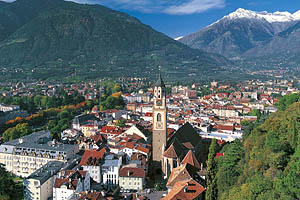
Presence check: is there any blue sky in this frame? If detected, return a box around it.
[3,0,300,37]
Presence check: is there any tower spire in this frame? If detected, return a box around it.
[155,66,164,86]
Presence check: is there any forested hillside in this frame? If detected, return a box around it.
[0,0,230,81]
[209,93,300,199]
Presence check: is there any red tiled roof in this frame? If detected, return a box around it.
[181,150,201,169]
[90,134,106,143]
[103,109,119,113]
[54,170,87,189]
[125,141,135,149]
[100,126,123,135]
[162,179,205,200]
[78,191,105,200]
[119,167,146,178]
[80,148,106,166]
[163,140,185,159]
[135,146,150,154]
[166,163,199,187]
[216,124,234,131]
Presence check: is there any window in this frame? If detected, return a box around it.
[157,113,162,122]
[173,159,177,168]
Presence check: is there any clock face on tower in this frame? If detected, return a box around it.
[156,100,162,106]
[156,122,162,129]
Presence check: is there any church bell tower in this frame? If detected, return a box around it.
[152,68,167,162]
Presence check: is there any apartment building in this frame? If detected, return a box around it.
[24,161,64,200]
[53,170,90,200]
[0,131,78,177]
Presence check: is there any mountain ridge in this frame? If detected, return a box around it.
[180,8,300,67]
[0,0,230,81]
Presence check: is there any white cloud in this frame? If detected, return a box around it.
[69,0,225,15]
[164,0,225,15]
[0,0,225,15]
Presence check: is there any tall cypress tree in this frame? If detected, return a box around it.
[291,118,299,149]
[206,139,218,200]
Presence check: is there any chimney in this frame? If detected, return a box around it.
[19,138,23,144]
[127,170,130,176]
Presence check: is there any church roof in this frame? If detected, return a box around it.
[166,163,200,187]
[163,137,188,160]
[154,72,165,87]
[181,150,201,169]
[167,122,201,148]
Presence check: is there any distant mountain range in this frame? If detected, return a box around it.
[0,0,230,81]
[180,8,300,67]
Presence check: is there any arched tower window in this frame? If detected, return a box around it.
[157,113,162,122]
[158,87,161,98]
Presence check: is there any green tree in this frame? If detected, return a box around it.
[47,120,57,129]
[58,119,70,129]
[112,83,121,93]
[3,127,20,141]
[62,93,72,105]
[276,132,300,199]
[33,95,42,108]
[265,131,282,153]
[41,96,48,107]
[116,119,126,128]
[58,110,71,120]
[0,164,23,199]
[154,183,162,191]
[50,126,61,140]
[26,98,37,114]
[206,139,218,200]
[249,109,262,121]
[216,140,243,197]
[15,123,31,137]
[275,93,300,111]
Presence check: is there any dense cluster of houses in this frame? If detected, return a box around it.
[0,78,298,199]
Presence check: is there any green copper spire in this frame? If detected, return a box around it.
[155,66,165,86]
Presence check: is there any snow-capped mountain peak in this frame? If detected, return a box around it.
[225,8,300,23]
[174,36,183,41]
[293,10,300,19]
[227,8,258,19]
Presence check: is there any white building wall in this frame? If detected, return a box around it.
[53,187,74,200]
[103,166,119,185]
[83,166,101,183]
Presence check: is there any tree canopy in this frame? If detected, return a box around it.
[214,94,300,199]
